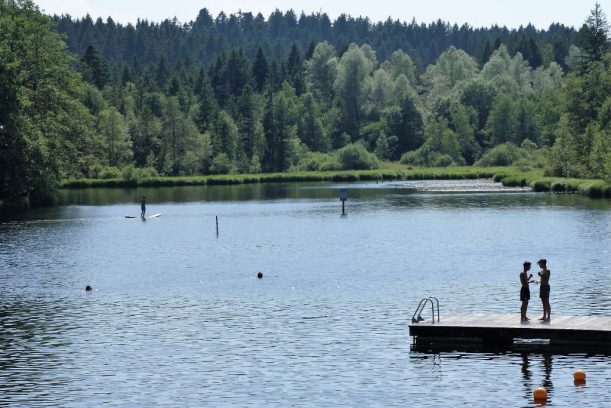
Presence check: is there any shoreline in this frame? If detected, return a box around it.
[60,166,610,199]
[2,166,609,214]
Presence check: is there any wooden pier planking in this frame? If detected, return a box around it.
[409,314,611,353]
[413,314,611,331]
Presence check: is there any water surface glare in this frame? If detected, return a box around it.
[1,180,610,406]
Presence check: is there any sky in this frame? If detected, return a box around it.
[35,0,609,29]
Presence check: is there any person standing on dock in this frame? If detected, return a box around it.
[520,261,534,321]
[537,259,551,321]
[140,196,146,218]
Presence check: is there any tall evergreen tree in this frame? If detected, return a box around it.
[168,77,181,96]
[528,37,543,67]
[235,84,257,162]
[263,88,296,171]
[578,2,610,65]
[121,65,132,85]
[224,48,250,98]
[478,41,492,65]
[155,55,169,89]
[394,94,425,154]
[209,52,229,106]
[81,45,109,88]
[252,47,269,92]
[194,71,216,133]
[286,43,305,95]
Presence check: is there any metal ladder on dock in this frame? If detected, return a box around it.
[411,297,440,324]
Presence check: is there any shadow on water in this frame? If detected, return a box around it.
[520,352,554,404]
[410,335,611,356]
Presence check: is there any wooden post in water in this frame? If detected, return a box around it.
[216,216,219,236]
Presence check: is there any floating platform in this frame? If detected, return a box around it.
[409,314,611,354]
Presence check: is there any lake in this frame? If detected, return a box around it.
[1,179,610,406]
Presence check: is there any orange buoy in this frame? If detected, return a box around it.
[533,387,547,402]
[573,369,586,383]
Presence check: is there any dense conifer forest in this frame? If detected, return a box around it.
[1,0,609,209]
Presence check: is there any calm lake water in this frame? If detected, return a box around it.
[1,179,610,407]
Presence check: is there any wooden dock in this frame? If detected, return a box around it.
[409,314,611,353]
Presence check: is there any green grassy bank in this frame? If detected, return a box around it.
[60,166,610,199]
[492,170,611,199]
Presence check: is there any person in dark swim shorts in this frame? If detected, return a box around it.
[537,258,551,321]
[520,261,534,321]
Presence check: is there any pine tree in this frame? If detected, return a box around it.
[168,77,181,96]
[224,48,250,99]
[305,41,317,60]
[396,94,425,154]
[81,45,109,88]
[528,37,543,67]
[478,41,492,65]
[121,65,132,85]
[235,84,257,162]
[209,52,229,106]
[252,47,269,93]
[263,88,296,171]
[286,43,305,95]
[194,72,216,133]
[578,2,610,65]
[155,56,169,89]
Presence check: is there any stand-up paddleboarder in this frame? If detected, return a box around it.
[140,196,146,218]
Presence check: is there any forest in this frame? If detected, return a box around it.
[0,0,609,209]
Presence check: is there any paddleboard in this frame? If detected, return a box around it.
[148,213,161,218]
[125,215,136,218]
